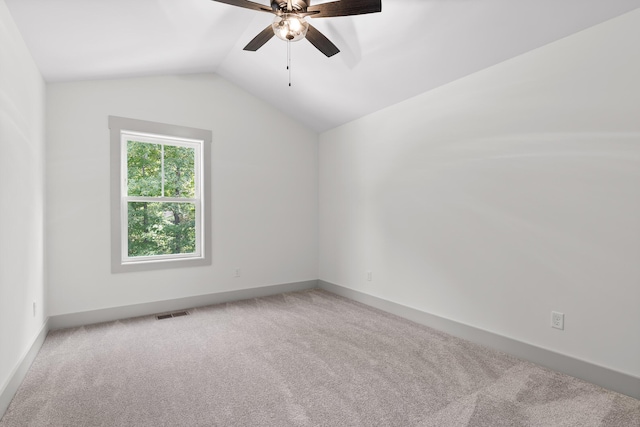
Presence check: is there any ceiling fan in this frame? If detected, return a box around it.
[211,0,382,57]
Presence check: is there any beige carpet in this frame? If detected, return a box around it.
[1,289,638,426]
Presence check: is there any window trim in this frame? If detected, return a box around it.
[109,116,212,273]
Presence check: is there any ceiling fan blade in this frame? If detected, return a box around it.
[307,0,381,18]
[243,25,276,51]
[305,24,340,57]
[210,0,274,13]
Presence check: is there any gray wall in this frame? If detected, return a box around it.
[319,10,640,377]
[46,74,318,316]
[0,0,46,399]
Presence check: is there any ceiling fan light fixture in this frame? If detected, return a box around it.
[272,14,309,42]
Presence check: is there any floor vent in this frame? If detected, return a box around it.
[156,311,189,320]
[172,311,189,317]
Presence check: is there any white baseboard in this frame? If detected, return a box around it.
[318,280,640,400]
[49,280,318,330]
[0,319,49,421]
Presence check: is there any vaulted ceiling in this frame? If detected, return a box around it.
[5,0,639,131]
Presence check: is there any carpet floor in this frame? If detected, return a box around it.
[1,289,638,426]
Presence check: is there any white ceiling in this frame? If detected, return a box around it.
[5,0,639,132]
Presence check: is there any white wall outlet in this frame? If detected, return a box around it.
[234,268,241,278]
[33,301,36,317]
[367,271,372,282]
[551,311,564,330]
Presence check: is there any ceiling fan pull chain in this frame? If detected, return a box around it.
[288,40,292,87]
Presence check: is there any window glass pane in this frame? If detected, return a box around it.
[128,202,196,257]
[127,141,162,197]
[164,145,195,198]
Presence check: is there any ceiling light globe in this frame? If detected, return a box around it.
[272,14,309,42]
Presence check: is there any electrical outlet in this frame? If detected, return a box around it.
[367,271,372,282]
[551,311,564,330]
[234,268,241,278]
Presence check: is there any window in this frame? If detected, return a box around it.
[109,116,211,273]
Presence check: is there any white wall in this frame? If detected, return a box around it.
[47,74,318,316]
[0,0,46,395]
[319,10,640,377]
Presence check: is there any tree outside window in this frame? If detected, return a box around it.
[126,140,197,257]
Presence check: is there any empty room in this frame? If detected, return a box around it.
[1,0,639,425]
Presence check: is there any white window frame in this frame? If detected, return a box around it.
[109,116,212,273]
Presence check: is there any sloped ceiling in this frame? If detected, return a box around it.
[5,0,639,132]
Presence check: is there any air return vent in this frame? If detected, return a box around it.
[156,311,189,320]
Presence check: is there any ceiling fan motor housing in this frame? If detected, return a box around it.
[271,0,309,12]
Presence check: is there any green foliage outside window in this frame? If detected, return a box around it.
[126,140,196,257]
